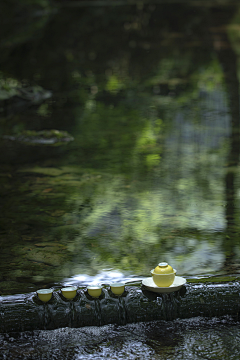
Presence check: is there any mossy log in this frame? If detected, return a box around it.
[1,282,240,333]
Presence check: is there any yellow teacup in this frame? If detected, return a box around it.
[61,286,77,299]
[110,283,125,295]
[151,262,176,287]
[37,289,53,302]
[87,285,102,298]
[152,271,176,287]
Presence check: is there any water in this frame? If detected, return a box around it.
[1,316,240,359]
[0,1,239,292]
[118,296,127,325]
[1,0,240,357]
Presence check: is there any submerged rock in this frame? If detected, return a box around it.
[0,85,52,116]
[3,130,74,146]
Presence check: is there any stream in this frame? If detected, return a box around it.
[1,317,240,359]
[1,0,240,358]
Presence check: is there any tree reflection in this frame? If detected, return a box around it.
[210,7,240,270]
[1,2,240,291]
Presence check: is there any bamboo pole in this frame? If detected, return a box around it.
[0,282,240,333]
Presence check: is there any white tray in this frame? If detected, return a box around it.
[142,276,186,293]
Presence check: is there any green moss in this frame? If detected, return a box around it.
[187,275,240,284]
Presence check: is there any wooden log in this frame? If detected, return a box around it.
[0,282,240,333]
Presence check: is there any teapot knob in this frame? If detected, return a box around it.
[158,262,168,267]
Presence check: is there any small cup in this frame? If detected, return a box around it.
[37,289,53,303]
[110,282,125,296]
[61,286,77,299]
[87,285,102,298]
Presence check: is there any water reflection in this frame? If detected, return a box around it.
[1,1,240,294]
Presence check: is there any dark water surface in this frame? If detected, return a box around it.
[1,0,240,294]
[1,316,240,359]
[1,0,240,358]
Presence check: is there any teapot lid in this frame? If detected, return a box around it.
[154,262,174,274]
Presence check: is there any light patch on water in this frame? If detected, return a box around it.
[167,240,225,275]
[76,341,154,360]
[64,270,144,287]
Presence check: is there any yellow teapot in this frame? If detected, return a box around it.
[151,262,176,287]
